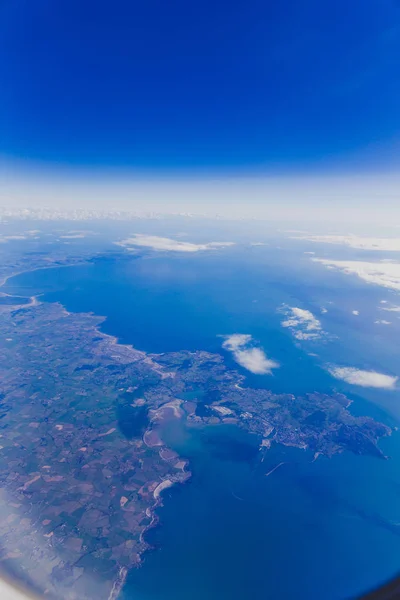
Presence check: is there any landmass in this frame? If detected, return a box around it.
[0,237,392,599]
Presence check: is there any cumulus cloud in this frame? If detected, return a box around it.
[221,334,279,375]
[291,234,400,252]
[313,258,400,293]
[116,234,235,252]
[281,306,323,340]
[327,366,398,389]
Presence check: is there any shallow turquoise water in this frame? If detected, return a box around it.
[5,248,400,599]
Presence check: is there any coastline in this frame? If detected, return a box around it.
[0,256,397,600]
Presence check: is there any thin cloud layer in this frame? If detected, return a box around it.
[116,234,235,252]
[328,366,398,389]
[60,234,86,239]
[292,234,400,252]
[281,306,323,340]
[0,231,40,242]
[221,334,279,375]
[313,259,400,293]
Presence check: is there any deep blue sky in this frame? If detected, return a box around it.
[0,0,399,172]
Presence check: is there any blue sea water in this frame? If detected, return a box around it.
[5,244,400,600]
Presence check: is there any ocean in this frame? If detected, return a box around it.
[5,245,400,600]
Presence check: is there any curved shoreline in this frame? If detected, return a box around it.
[0,256,395,600]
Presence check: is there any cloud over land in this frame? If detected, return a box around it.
[221,334,279,375]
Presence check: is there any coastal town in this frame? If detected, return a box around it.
[0,235,392,599]
[0,289,391,598]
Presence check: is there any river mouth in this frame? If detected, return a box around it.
[3,254,400,600]
[122,413,400,600]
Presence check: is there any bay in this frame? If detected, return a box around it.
[5,248,400,600]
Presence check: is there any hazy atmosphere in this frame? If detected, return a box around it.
[1,0,400,224]
[1,2,400,600]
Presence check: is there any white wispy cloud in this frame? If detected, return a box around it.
[0,230,42,243]
[313,259,400,293]
[281,306,324,340]
[327,366,398,389]
[381,306,400,312]
[292,234,400,252]
[60,234,87,239]
[221,334,279,375]
[375,320,391,325]
[352,310,359,315]
[116,234,235,253]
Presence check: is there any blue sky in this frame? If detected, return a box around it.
[1,0,399,172]
[0,0,399,220]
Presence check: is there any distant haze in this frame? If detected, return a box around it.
[1,163,400,230]
[1,0,399,230]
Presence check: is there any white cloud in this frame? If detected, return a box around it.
[281,306,323,340]
[60,234,86,239]
[0,230,42,243]
[221,334,279,375]
[313,258,400,293]
[222,334,252,350]
[321,307,328,314]
[292,234,400,252]
[381,306,400,312]
[352,310,359,315]
[375,320,391,325]
[116,234,235,253]
[328,366,398,389]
